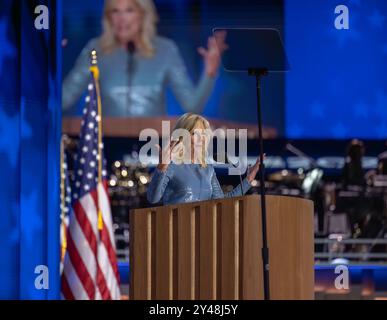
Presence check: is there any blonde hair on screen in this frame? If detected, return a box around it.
[100,0,158,57]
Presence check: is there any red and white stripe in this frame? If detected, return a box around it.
[61,182,121,300]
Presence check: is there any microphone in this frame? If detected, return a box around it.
[213,153,238,167]
[127,41,135,55]
[127,41,136,114]
[213,153,244,194]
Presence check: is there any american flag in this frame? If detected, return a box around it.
[61,59,121,300]
[60,141,71,274]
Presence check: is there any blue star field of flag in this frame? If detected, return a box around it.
[61,147,73,226]
[71,73,107,202]
[285,0,387,139]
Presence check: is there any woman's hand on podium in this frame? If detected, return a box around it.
[156,140,178,172]
[246,154,266,183]
[198,30,228,78]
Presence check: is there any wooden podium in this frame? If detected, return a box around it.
[129,195,314,300]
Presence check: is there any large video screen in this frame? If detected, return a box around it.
[62,0,285,137]
[63,0,387,140]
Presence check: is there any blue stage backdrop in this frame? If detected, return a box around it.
[285,0,387,139]
[0,0,61,299]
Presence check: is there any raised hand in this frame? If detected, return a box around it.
[197,30,228,77]
[247,153,266,183]
[156,140,179,172]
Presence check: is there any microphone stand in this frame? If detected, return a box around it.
[214,153,244,194]
[127,42,135,115]
[286,143,318,169]
[229,156,245,195]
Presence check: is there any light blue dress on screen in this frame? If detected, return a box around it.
[62,36,216,116]
[147,163,252,205]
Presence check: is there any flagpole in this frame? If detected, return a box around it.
[62,50,120,300]
[89,49,104,231]
[60,135,67,263]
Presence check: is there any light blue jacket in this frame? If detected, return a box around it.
[147,163,251,205]
[62,36,216,116]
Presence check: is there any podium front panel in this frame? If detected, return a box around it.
[129,195,314,300]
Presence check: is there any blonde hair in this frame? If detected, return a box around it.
[100,0,158,57]
[172,113,211,168]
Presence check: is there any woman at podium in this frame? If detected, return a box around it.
[62,0,227,116]
[147,113,261,205]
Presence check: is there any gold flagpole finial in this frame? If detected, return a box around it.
[90,49,98,65]
[89,49,100,80]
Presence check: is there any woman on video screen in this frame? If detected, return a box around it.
[62,0,227,117]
